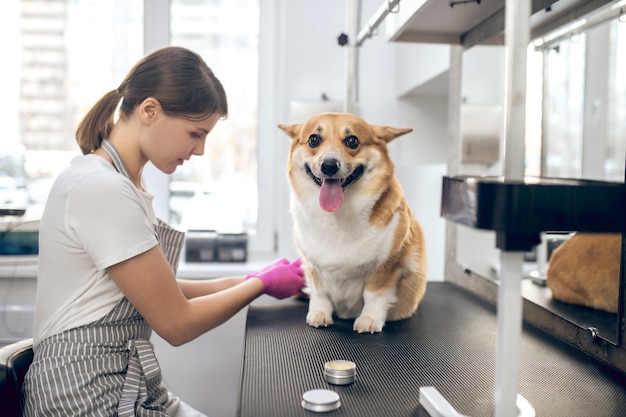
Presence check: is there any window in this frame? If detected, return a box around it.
[0,0,143,216]
[169,0,260,235]
[530,14,626,182]
[1,0,262,245]
[606,19,626,181]
[541,35,586,178]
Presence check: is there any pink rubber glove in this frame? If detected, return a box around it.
[252,257,290,276]
[246,258,305,299]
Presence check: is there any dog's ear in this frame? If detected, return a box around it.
[277,123,302,140]
[371,125,413,144]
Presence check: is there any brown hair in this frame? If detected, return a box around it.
[75,46,228,154]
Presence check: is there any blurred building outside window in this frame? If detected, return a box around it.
[169,0,259,235]
[0,0,260,239]
[531,18,626,182]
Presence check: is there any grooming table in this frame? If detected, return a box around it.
[237,282,626,417]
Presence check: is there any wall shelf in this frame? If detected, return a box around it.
[384,0,614,47]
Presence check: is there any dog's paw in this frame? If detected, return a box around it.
[353,315,384,334]
[306,310,334,328]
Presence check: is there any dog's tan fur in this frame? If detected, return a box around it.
[546,233,620,313]
[278,112,427,333]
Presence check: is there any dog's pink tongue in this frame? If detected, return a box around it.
[319,179,343,212]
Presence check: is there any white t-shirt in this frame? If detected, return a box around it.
[32,154,159,344]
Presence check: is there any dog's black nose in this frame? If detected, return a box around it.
[321,159,340,176]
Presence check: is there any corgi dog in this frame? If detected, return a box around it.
[278,112,427,333]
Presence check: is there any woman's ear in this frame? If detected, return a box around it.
[139,97,161,124]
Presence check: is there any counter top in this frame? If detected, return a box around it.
[0,257,272,280]
[238,282,626,416]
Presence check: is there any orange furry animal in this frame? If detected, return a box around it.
[546,233,621,313]
[278,112,427,333]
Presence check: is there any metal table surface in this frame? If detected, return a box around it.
[237,282,626,417]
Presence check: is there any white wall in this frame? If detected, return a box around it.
[271,1,462,280]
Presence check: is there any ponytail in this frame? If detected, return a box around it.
[75,90,122,155]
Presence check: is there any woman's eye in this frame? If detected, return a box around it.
[308,134,321,148]
[344,135,359,149]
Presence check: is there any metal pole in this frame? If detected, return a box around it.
[345,0,357,114]
[495,0,530,416]
[355,0,401,47]
[495,252,524,417]
[503,0,529,181]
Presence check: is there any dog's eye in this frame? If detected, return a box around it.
[344,135,359,149]
[308,134,321,148]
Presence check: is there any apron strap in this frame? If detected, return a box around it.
[101,138,131,178]
[118,339,167,417]
[157,219,185,274]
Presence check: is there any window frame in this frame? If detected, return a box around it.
[143,0,280,261]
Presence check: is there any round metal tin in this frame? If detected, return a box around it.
[323,360,357,385]
[301,389,341,412]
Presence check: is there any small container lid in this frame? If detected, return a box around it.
[324,360,357,377]
[301,389,341,412]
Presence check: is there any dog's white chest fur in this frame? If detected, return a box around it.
[291,193,398,318]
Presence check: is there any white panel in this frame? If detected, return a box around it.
[0,305,34,345]
[396,164,447,282]
[456,225,500,280]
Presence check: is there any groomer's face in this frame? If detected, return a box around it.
[141,99,221,174]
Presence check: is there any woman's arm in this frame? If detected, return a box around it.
[107,247,303,346]
[108,246,264,346]
[176,257,299,298]
[177,276,246,299]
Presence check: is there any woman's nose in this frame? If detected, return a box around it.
[193,138,206,156]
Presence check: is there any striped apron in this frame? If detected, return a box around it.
[22,140,189,416]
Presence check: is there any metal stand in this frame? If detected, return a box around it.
[495,252,525,416]
[352,0,626,416]
[423,0,536,413]
[495,1,530,416]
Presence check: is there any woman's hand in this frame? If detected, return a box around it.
[246,258,305,299]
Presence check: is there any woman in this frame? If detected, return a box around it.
[21,46,304,416]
